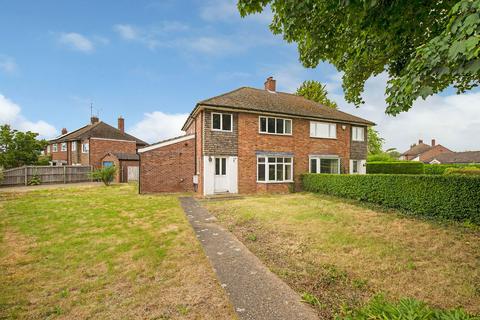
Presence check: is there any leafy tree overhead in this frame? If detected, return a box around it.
[367,127,384,155]
[295,80,338,109]
[0,125,48,169]
[238,0,480,115]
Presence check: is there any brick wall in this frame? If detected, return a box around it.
[203,109,238,156]
[89,138,136,169]
[140,138,195,193]
[80,139,90,165]
[237,113,351,194]
[50,142,68,162]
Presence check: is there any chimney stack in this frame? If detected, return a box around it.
[264,76,276,92]
[61,128,68,135]
[418,139,423,144]
[118,116,125,133]
[91,116,99,124]
[431,139,436,146]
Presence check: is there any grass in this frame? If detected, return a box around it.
[0,184,236,319]
[203,192,480,319]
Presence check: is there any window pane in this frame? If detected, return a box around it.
[222,114,232,131]
[285,120,292,134]
[276,118,284,134]
[258,164,265,181]
[321,159,339,174]
[221,158,226,175]
[285,164,291,180]
[329,124,337,138]
[215,158,220,175]
[268,157,276,163]
[310,158,317,173]
[316,123,329,138]
[353,160,358,173]
[258,157,265,163]
[284,158,291,163]
[276,164,284,181]
[260,117,267,132]
[268,164,276,181]
[277,157,284,163]
[212,114,221,129]
[267,118,275,133]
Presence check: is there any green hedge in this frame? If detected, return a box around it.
[424,163,480,175]
[302,174,480,224]
[366,161,424,174]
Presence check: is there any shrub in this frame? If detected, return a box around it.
[366,161,424,174]
[90,166,117,186]
[338,295,474,320]
[367,153,396,162]
[444,167,480,176]
[425,163,480,175]
[302,174,480,224]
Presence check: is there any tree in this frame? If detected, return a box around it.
[367,127,384,155]
[295,80,338,109]
[90,166,117,186]
[238,0,479,115]
[0,125,48,169]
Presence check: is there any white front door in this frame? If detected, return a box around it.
[214,157,228,193]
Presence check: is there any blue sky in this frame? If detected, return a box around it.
[1,0,479,151]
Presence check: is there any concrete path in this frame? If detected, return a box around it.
[180,197,319,320]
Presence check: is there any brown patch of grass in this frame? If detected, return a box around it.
[203,193,480,319]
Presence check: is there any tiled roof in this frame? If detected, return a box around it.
[183,87,374,129]
[401,143,432,157]
[429,151,480,164]
[49,121,147,146]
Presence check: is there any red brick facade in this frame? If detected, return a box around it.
[100,153,139,183]
[139,137,195,193]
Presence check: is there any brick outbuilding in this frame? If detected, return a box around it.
[100,152,140,183]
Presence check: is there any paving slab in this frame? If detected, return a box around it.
[180,197,319,320]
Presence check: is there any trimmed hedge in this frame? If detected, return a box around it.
[366,161,424,174]
[424,163,480,175]
[302,174,480,224]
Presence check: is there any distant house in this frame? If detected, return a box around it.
[427,151,480,164]
[46,116,147,171]
[139,77,374,195]
[400,139,453,163]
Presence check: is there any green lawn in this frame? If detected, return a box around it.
[0,184,235,319]
[203,193,480,319]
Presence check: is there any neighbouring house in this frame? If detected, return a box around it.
[100,152,140,183]
[400,139,453,162]
[427,151,480,164]
[139,77,374,195]
[46,116,147,170]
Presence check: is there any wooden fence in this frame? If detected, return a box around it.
[1,165,92,186]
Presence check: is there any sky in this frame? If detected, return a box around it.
[0,0,479,152]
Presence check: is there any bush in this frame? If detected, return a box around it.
[90,166,117,186]
[366,161,424,174]
[444,167,480,176]
[338,295,474,320]
[367,153,396,162]
[425,163,480,175]
[302,174,480,224]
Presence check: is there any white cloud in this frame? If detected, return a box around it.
[114,24,138,40]
[0,94,57,138]
[325,72,480,152]
[200,0,272,23]
[187,36,238,54]
[0,55,17,74]
[58,32,95,53]
[129,111,189,143]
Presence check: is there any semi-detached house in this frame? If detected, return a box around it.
[139,77,374,195]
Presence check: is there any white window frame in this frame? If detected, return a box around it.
[61,142,67,152]
[258,116,292,135]
[82,143,89,153]
[352,160,359,174]
[52,143,58,152]
[310,121,337,139]
[71,141,76,152]
[352,126,365,141]
[309,155,340,174]
[211,112,233,132]
[256,155,294,183]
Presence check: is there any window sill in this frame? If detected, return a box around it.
[211,129,233,133]
[258,132,292,136]
[256,180,294,184]
[310,136,337,140]
[352,139,365,142]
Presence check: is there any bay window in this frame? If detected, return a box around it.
[257,156,293,182]
[309,156,340,174]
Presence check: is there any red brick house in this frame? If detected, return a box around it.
[400,139,453,162]
[139,77,374,195]
[46,116,147,169]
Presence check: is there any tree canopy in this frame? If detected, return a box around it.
[295,80,338,109]
[367,127,384,155]
[0,125,47,169]
[238,0,480,115]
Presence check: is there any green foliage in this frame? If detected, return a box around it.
[28,173,41,186]
[296,80,338,109]
[238,0,479,114]
[0,124,48,169]
[367,153,396,162]
[302,173,480,224]
[338,294,475,320]
[424,163,480,175]
[444,167,480,176]
[36,155,52,166]
[367,127,384,155]
[301,292,321,306]
[366,161,425,174]
[90,166,117,186]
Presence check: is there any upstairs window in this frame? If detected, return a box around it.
[310,122,336,139]
[52,144,58,152]
[71,142,76,152]
[82,143,89,153]
[61,142,67,152]
[259,116,292,135]
[212,113,232,132]
[310,156,340,174]
[352,126,365,141]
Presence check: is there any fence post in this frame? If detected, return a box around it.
[24,166,28,186]
[63,166,67,184]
